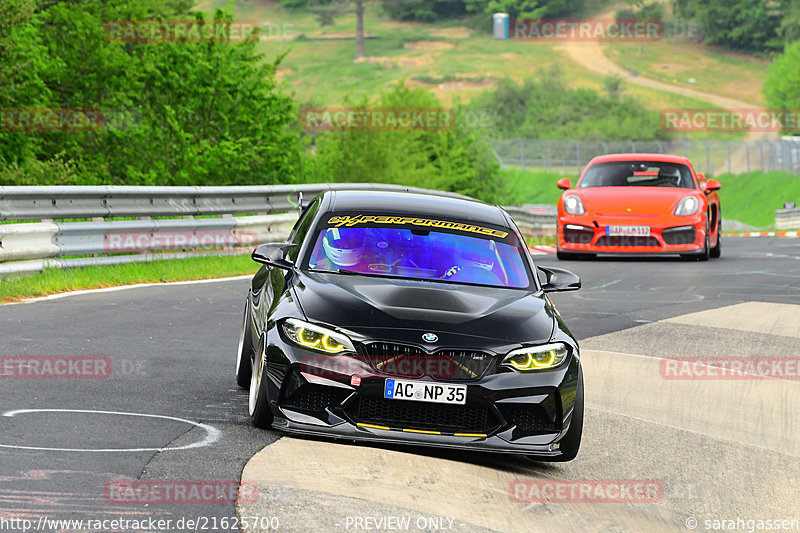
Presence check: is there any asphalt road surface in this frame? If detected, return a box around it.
[1,236,798,533]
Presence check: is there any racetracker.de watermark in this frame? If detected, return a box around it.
[300,107,459,131]
[1,356,111,379]
[511,18,663,42]
[509,479,663,503]
[104,19,259,43]
[661,109,800,133]
[660,357,800,381]
[1,108,141,132]
[103,230,258,253]
[104,480,258,505]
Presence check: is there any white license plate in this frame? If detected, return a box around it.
[383,379,466,405]
[606,225,650,237]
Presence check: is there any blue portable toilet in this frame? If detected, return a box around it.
[493,13,509,40]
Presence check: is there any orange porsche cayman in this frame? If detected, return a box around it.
[556,154,722,260]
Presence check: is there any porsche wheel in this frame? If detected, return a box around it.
[710,216,721,259]
[235,303,253,389]
[248,334,274,429]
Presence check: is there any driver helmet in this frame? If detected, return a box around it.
[322,228,365,267]
[658,166,682,185]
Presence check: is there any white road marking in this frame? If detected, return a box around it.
[0,409,220,452]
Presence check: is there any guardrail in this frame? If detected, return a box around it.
[0,183,468,221]
[0,185,555,278]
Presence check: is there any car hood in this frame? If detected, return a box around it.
[576,187,696,216]
[293,272,555,345]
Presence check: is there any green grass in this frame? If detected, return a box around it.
[501,170,567,206]
[712,171,800,228]
[503,169,800,228]
[193,0,762,141]
[602,41,769,106]
[0,254,258,303]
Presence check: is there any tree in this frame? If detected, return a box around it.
[302,0,367,59]
[1,0,300,185]
[304,83,504,203]
[764,40,800,134]
[354,0,365,59]
[673,0,782,54]
[380,0,468,22]
[464,0,586,19]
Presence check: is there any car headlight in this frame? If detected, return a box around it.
[674,196,699,216]
[563,195,585,215]
[282,318,355,355]
[502,343,569,372]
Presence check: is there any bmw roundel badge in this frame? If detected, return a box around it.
[422,332,438,343]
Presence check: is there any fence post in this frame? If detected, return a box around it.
[520,139,525,171]
[546,140,552,172]
[726,141,731,174]
[745,141,750,172]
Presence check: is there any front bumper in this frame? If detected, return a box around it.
[263,333,581,456]
[557,213,706,255]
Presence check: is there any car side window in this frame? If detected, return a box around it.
[286,199,319,262]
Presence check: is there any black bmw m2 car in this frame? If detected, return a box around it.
[235,190,584,461]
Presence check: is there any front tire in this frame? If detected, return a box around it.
[235,303,253,389]
[530,368,583,462]
[249,334,274,429]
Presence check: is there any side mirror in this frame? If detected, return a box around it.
[557,177,572,190]
[252,242,297,270]
[704,178,721,193]
[538,266,581,293]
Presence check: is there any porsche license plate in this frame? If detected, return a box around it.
[606,225,650,237]
[384,379,466,405]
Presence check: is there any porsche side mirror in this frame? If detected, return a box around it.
[252,242,297,270]
[557,177,572,190]
[703,179,721,194]
[538,266,581,293]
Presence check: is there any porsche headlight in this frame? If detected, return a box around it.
[502,343,569,372]
[564,195,585,215]
[282,318,355,355]
[675,196,699,216]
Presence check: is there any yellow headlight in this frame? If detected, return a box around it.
[503,343,568,371]
[283,319,354,355]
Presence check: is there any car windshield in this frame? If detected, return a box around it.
[579,161,695,189]
[304,214,531,289]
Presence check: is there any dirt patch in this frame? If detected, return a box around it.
[275,67,295,81]
[437,79,495,91]
[260,32,300,42]
[429,27,472,39]
[403,40,454,51]
[354,55,433,68]
[317,31,374,39]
